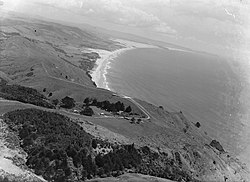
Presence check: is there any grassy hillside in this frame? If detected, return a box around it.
[0,78,54,108]
[0,16,145,115]
[0,14,249,182]
[0,16,121,88]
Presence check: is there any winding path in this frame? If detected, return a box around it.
[121,95,150,120]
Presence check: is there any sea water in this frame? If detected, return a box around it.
[104,47,244,155]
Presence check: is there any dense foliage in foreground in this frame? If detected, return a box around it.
[0,79,54,108]
[3,109,199,182]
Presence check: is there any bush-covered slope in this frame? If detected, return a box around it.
[3,109,199,182]
[0,79,54,109]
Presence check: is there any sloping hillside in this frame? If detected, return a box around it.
[0,16,120,89]
[0,14,249,182]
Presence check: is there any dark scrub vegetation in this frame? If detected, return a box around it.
[195,122,201,128]
[80,106,94,116]
[0,78,54,108]
[3,108,92,181]
[60,96,76,109]
[3,108,199,182]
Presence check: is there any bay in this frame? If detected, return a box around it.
[105,47,243,155]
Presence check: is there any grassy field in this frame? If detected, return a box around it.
[0,16,144,117]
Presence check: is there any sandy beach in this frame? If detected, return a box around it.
[85,39,157,90]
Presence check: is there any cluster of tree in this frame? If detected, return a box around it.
[4,108,92,181]
[137,149,198,182]
[3,108,199,182]
[94,144,142,177]
[60,96,76,109]
[84,97,132,113]
[0,79,54,109]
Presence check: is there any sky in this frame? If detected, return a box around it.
[1,0,249,55]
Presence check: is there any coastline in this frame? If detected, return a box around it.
[86,39,157,90]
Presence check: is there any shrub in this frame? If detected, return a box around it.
[195,122,201,128]
[84,97,90,105]
[92,139,97,149]
[61,96,75,109]
[125,106,132,113]
[52,99,59,106]
[80,106,94,116]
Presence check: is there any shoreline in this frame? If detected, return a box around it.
[85,39,158,90]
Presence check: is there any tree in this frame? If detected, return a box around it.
[81,170,87,180]
[80,106,94,116]
[96,101,102,108]
[95,154,104,167]
[52,99,59,106]
[115,101,125,112]
[92,98,97,106]
[195,122,201,128]
[85,155,93,175]
[102,100,111,110]
[19,127,29,138]
[66,145,77,158]
[121,103,125,111]
[73,153,82,168]
[97,167,105,177]
[109,103,117,113]
[92,139,97,149]
[84,97,90,106]
[61,96,75,109]
[103,155,113,174]
[64,167,71,176]
[125,106,132,113]
[159,106,164,109]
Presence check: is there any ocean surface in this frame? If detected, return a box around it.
[102,47,245,155]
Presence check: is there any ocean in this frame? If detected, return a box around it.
[103,47,245,156]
